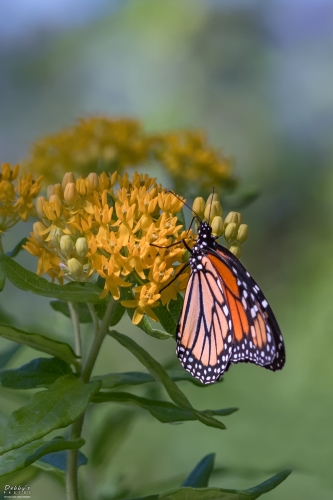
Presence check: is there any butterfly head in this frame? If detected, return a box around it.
[194,220,218,251]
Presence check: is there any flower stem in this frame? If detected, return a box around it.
[68,302,82,375]
[66,297,117,500]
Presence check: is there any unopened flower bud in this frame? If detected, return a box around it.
[237,224,248,244]
[229,243,241,259]
[224,222,238,242]
[204,201,222,223]
[36,196,46,218]
[60,235,74,258]
[224,211,241,226]
[76,178,87,196]
[87,173,99,193]
[50,227,63,248]
[211,216,224,237]
[53,184,63,199]
[64,183,78,204]
[47,185,55,199]
[62,172,76,189]
[206,192,220,206]
[33,221,47,243]
[49,194,63,209]
[192,197,205,219]
[75,237,88,257]
[67,258,84,281]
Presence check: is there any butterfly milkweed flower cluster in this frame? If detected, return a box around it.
[24,169,248,325]
[0,163,43,236]
[23,117,236,196]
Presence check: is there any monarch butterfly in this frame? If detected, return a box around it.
[160,200,285,385]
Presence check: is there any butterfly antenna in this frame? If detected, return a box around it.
[168,190,202,222]
[208,186,215,222]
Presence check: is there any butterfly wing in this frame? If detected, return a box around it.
[176,256,234,384]
[209,244,285,372]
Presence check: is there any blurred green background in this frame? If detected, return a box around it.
[1,1,333,498]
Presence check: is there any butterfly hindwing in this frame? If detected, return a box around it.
[213,244,285,371]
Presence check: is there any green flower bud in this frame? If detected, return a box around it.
[192,197,206,219]
[224,222,238,242]
[60,235,74,258]
[75,237,88,258]
[211,216,224,237]
[237,224,248,244]
[204,201,222,223]
[50,227,63,248]
[206,193,220,206]
[224,211,241,226]
[229,243,241,259]
[67,258,84,281]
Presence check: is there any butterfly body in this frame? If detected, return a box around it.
[177,221,285,384]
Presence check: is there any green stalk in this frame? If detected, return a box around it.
[66,298,117,500]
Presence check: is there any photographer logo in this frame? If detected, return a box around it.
[3,485,31,498]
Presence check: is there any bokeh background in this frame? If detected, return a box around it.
[1,1,333,499]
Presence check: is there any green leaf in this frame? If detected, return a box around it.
[176,208,186,228]
[153,294,184,338]
[0,357,73,389]
[0,323,79,367]
[134,470,292,499]
[182,454,215,487]
[93,370,214,389]
[0,270,5,292]
[0,255,106,303]
[91,409,135,467]
[0,344,21,370]
[0,436,85,477]
[93,392,237,426]
[109,331,230,430]
[50,300,125,326]
[135,314,172,340]
[0,375,101,455]
[6,238,28,258]
[36,447,87,474]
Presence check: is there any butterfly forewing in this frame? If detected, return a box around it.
[177,256,234,384]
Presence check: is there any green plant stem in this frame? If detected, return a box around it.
[68,302,82,375]
[81,298,117,383]
[87,303,100,333]
[66,297,117,500]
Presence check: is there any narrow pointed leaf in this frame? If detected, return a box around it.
[109,331,229,430]
[0,357,73,389]
[133,470,291,499]
[36,447,87,473]
[153,293,184,338]
[93,392,236,427]
[182,454,215,487]
[0,344,21,370]
[109,330,191,408]
[0,255,106,303]
[0,324,79,367]
[0,437,85,477]
[6,238,28,258]
[92,370,216,389]
[0,375,101,455]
